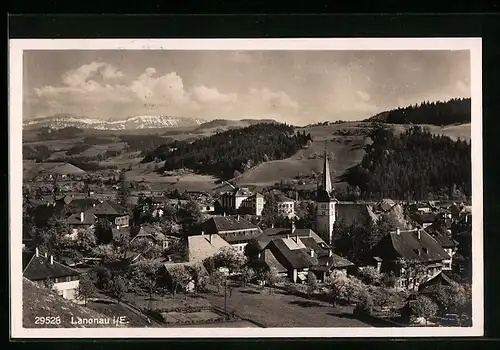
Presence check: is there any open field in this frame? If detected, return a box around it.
[388,123,471,142]
[236,122,370,187]
[205,284,372,328]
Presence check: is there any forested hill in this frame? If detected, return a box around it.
[142,122,312,179]
[342,125,471,200]
[366,98,470,126]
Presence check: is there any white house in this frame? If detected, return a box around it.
[23,248,81,303]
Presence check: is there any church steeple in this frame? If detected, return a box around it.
[322,140,332,193]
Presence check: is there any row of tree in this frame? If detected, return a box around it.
[142,123,311,179]
[344,125,471,200]
[366,98,471,126]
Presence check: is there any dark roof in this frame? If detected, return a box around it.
[66,210,97,225]
[259,228,327,250]
[262,250,288,273]
[372,229,451,263]
[23,254,80,281]
[412,212,439,224]
[202,215,260,234]
[235,187,253,197]
[431,233,458,248]
[219,230,263,244]
[267,239,316,270]
[314,252,354,271]
[419,271,456,292]
[89,201,128,216]
[64,197,101,213]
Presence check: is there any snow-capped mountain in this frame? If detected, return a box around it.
[23,114,207,130]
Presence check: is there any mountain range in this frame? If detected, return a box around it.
[22,114,207,130]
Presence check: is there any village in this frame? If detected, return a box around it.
[22,144,473,329]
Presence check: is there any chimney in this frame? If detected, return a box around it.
[329,250,332,257]
[418,230,421,240]
[237,215,240,221]
[287,234,290,239]
[271,223,274,229]
[50,255,54,264]
[396,228,400,235]
[80,212,84,222]
[291,221,296,234]
[223,212,226,217]
[35,247,39,257]
[310,249,315,258]
[44,252,48,258]
[201,230,205,235]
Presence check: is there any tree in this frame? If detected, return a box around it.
[129,260,161,310]
[116,173,131,207]
[94,218,114,244]
[240,266,256,287]
[244,239,261,260]
[209,247,248,274]
[178,200,203,236]
[356,266,381,286]
[209,270,226,294]
[77,274,98,306]
[264,267,280,295]
[409,295,439,324]
[93,265,113,290]
[168,265,192,296]
[399,258,427,291]
[107,275,128,303]
[129,237,163,260]
[380,272,398,289]
[75,227,98,254]
[307,272,318,298]
[165,238,188,262]
[428,282,470,316]
[330,273,349,306]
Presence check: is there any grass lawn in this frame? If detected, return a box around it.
[204,284,373,328]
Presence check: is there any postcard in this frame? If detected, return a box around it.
[9,38,483,338]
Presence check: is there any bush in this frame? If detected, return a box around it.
[380,272,398,289]
[354,291,374,316]
[356,266,381,286]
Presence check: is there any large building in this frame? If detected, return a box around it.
[315,141,337,244]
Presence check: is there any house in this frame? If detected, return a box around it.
[88,201,130,228]
[162,261,209,293]
[220,187,253,213]
[201,215,262,252]
[255,225,353,283]
[238,193,265,216]
[428,232,458,270]
[130,224,181,250]
[276,193,296,218]
[23,248,81,303]
[66,209,97,238]
[411,212,439,228]
[187,233,233,263]
[367,228,451,290]
[418,271,456,293]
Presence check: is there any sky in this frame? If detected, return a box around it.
[23,50,471,126]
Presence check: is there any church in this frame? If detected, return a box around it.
[315,141,337,244]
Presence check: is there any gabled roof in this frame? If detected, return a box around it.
[262,249,288,273]
[89,201,128,216]
[275,193,294,203]
[23,254,80,281]
[259,228,327,250]
[418,271,457,292]
[202,215,260,234]
[314,252,354,271]
[64,197,101,212]
[371,229,450,263]
[266,239,317,270]
[430,233,458,248]
[235,187,253,197]
[164,261,208,276]
[187,234,233,262]
[66,210,97,225]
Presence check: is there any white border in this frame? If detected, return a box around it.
[9,38,483,339]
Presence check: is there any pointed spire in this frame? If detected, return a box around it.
[322,140,332,193]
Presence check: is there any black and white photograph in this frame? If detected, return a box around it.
[9,38,483,338]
